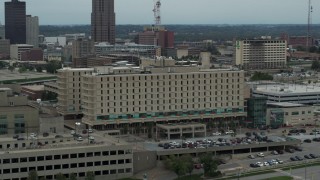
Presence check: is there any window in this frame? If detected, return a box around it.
[292,111,299,115]
[71,154,77,158]
[20,167,28,172]
[3,159,10,164]
[62,164,69,169]
[79,163,85,167]
[87,152,93,157]
[12,168,19,173]
[78,153,85,158]
[94,152,101,156]
[87,162,93,167]
[62,154,69,159]
[29,157,35,162]
[71,163,77,168]
[54,155,61,160]
[37,166,44,171]
[37,156,44,161]
[110,151,116,155]
[54,165,61,170]
[95,161,101,166]
[45,156,52,160]
[46,165,52,170]
[20,157,27,163]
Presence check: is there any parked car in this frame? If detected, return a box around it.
[294,146,303,151]
[194,163,203,169]
[43,132,49,137]
[225,130,234,135]
[17,137,25,141]
[212,132,221,136]
[76,136,83,141]
[13,134,19,139]
[248,155,255,159]
[310,154,318,159]
[30,133,37,138]
[245,132,252,137]
[276,158,284,164]
[295,156,304,161]
[88,129,93,133]
[304,155,312,159]
[300,129,306,133]
[263,162,269,166]
[71,130,75,135]
[55,135,63,138]
[278,150,284,154]
[250,163,259,168]
[257,153,265,157]
[271,150,278,155]
[304,139,312,143]
[290,157,298,161]
[89,136,95,141]
[286,148,295,153]
[256,162,263,167]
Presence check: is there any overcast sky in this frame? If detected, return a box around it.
[0,0,319,25]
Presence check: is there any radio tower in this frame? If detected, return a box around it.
[153,0,161,25]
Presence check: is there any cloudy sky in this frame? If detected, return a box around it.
[0,0,319,25]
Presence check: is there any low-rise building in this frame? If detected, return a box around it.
[10,44,33,60]
[21,85,44,100]
[252,83,320,105]
[0,88,39,135]
[267,102,314,126]
[0,138,133,180]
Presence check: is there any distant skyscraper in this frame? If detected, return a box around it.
[0,23,5,39]
[5,0,26,44]
[26,15,39,47]
[91,0,115,44]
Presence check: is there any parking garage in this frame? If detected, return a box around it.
[155,123,206,140]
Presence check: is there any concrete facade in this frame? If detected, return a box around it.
[39,114,64,134]
[156,123,206,140]
[267,102,314,126]
[72,38,94,59]
[0,142,133,180]
[80,66,246,128]
[0,39,10,58]
[10,44,33,60]
[56,68,94,116]
[0,88,39,135]
[235,39,287,70]
[26,15,39,48]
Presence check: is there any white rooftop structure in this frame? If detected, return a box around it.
[252,83,320,105]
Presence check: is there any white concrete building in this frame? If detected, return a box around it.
[10,44,33,60]
[235,39,287,70]
[252,83,320,105]
[26,15,39,48]
[80,66,246,130]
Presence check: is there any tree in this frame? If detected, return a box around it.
[8,65,14,72]
[56,173,66,180]
[69,173,77,180]
[181,154,194,176]
[0,61,8,69]
[27,170,38,180]
[309,46,318,53]
[164,155,193,177]
[250,72,273,81]
[36,66,43,73]
[19,66,27,73]
[200,153,220,177]
[311,60,320,71]
[46,60,62,74]
[85,172,95,180]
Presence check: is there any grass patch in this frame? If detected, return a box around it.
[174,174,203,180]
[262,176,293,180]
[281,162,320,171]
[1,76,57,84]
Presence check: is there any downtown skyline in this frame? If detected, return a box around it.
[0,0,319,25]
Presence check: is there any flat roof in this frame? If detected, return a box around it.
[22,85,44,91]
[0,106,37,111]
[254,84,320,95]
[267,102,306,108]
[0,70,56,83]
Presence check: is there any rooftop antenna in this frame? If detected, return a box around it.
[153,0,161,26]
